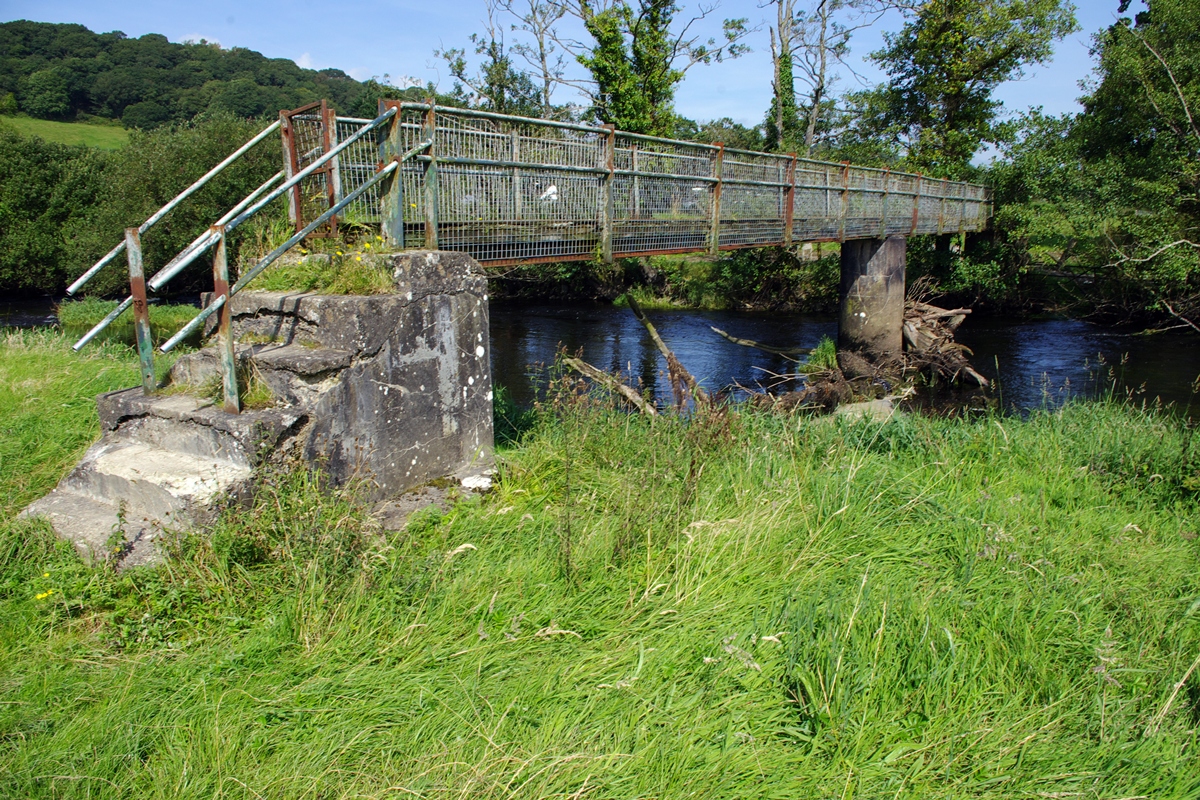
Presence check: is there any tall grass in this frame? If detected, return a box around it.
[1,334,1199,797]
[57,298,203,349]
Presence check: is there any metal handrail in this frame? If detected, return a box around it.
[159,138,428,355]
[67,120,282,296]
[71,106,399,351]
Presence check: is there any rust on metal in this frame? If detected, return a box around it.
[838,162,851,243]
[211,226,240,415]
[710,143,725,256]
[911,174,923,235]
[422,100,439,250]
[783,154,797,247]
[125,228,155,395]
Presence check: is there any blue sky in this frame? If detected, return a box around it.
[3,1,1136,127]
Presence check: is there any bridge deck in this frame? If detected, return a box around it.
[284,104,991,266]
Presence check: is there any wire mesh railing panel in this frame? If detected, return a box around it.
[288,112,335,229]
[282,103,991,263]
[334,117,382,223]
[612,174,711,255]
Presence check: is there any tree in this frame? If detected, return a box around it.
[1072,0,1200,325]
[437,0,543,116]
[18,67,72,118]
[502,0,569,115]
[860,0,1077,176]
[556,0,751,135]
[764,0,801,152]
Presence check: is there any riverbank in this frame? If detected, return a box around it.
[2,330,1199,797]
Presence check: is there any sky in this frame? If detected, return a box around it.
[2,1,1139,128]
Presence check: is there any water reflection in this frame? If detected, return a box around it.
[958,317,1200,415]
[489,302,837,408]
[491,303,1200,415]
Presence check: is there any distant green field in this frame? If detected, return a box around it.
[0,115,128,149]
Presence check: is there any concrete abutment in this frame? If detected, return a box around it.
[24,250,495,567]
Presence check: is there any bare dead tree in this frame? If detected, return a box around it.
[501,0,569,115]
[791,0,891,156]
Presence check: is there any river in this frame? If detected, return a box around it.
[6,296,1198,416]
[490,302,1200,416]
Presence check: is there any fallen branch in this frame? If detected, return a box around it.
[563,357,658,416]
[626,294,709,407]
[710,326,811,356]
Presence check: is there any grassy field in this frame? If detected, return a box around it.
[0,115,129,149]
[1,331,1199,797]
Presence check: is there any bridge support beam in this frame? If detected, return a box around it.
[838,235,906,357]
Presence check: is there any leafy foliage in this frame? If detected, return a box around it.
[0,21,370,128]
[856,0,1078,177]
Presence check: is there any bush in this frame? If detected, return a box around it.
[0,124,102,294]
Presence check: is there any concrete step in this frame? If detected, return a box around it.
[21,488,165,568]
[60,439,252,528]
[170,343,352,406]
[97,388,304,467]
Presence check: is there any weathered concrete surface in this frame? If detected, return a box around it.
[838,235,906,356]
[195,250,495,499]
[24,249,496,567]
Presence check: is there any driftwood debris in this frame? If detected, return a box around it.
[563,357,658,416]
[709,326,812,357]
[626,294,709,407]
[903,300,988,387]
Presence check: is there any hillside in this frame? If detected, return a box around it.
[0,115,128,148]
[0,20,405,128]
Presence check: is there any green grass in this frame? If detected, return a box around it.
[0,115,129,149]
[57,298,203,349]
[0,330,177,514]
[802,334,838,372]
[253,248,395,295]
[2,334,1200,797]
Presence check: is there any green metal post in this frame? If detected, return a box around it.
[211,225,240,414]
[838,162,850,243]
[600,124,615,264]
[423,101,439,250]
[125,228,156,395]
[709,143,724,256]
[380,100,405,247]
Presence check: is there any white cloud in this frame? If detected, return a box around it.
[296,52,314,69]
[348,67,372,81]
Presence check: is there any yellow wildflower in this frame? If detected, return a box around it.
[355,255,362,262]
[43,572,49,578]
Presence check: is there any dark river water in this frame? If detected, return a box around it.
[490,302,1200,416]
[6,296,1199,416]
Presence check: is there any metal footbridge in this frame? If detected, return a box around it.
[66,100,992,411]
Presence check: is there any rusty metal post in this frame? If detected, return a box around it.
[380,100,405,247]
[125,228,155,395]
[423,101,439,250]
[938,179,947,235]
[327,103,342,203]
[280,111,301,230]
[784,154,796,247]
[879,168,891,239]
[838,162,851,243]
[709,143,725,256]
[911,174,923,235]
[211,226,240,414]
[600,124,615,264]
[321,100,339,236]
[631,143,640,219]
[511,129,522,221]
